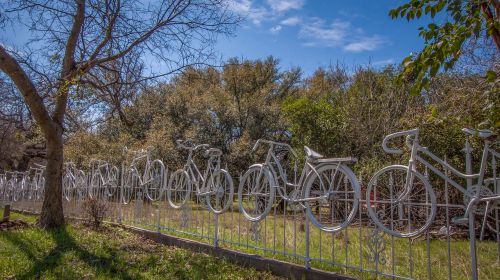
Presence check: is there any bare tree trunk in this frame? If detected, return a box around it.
[38,127,65,228]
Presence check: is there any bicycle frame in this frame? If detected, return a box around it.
[395,130,499,205]
[257,141,327,203]
[128,153,154,187]
[89,160,115,186]
[180,145,220,196]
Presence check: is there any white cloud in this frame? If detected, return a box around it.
[270,25,283,34]
[227,0,269,25]
[297,17,388,52]
[373,58,395,66]
[280,16,301,26]
[226,0,304,26]
[343,36,386,52]
[299,18,350,47]
[266,0,304,13]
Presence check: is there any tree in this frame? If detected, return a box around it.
[390,0,500,94]
[0,0,238,228]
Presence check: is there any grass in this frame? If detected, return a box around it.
[0,210,281,280]
[9,199,500,279]
[114,201,500,280]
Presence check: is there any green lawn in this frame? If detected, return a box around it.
[118,202,500,280]
[0,211,281,280]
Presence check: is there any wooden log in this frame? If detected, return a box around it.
[2,204,10,222]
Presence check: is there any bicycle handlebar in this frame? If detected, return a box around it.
[252,139,298,158]
[176,139,210,151]
[123,146,153,156]
[382,128,419,154]
[32,163,46,169]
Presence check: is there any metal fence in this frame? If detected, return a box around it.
[1,130,499,280]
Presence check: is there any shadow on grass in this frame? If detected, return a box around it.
[3,226,142,280]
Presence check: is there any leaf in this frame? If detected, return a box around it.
[486,71,497,82]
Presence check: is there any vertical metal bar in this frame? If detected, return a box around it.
[214,213,219,247]
[491,156,500,266]
[283,200,286,256]
[469,209,478,280]
[358,175,363,272]
[464,138,474,191]
[444,156,452,280]
[119,162,124,224]
[293,207,297,258]
[464,139,478,280]
[425,166,431,280]
[156,205,161,233]
[305,211,311,269]
[273,206,277,254]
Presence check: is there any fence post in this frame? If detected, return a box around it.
[2,204,10,222]
[156,206,161,233]
[119,161,123,224]
[305,212,311,269]
[463,138,478,279]
[468,208,478,280]
[214,213,219,248]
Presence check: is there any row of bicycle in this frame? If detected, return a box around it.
[1,128,499,238]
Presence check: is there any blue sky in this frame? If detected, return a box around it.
[218,0,430,75]
[1,0,432,78]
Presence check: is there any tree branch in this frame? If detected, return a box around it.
[54,0,86,124]
[482,1,500,51]
[0,45,56,138]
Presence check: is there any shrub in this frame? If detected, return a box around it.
[82,197,108,229]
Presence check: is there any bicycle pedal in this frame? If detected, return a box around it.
[451,216,468,224]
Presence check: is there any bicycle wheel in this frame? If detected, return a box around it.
[36,177,45,200]
[105,166,119,199]
[304,163,360,232]
[12,180,21,202]
[366,165,436,238]
[238,164,275,222]
[206,169,234,214]
[167,169,191,209]
[145,160,165,201]
[465,185,500,237]
[122,169,138,204]
[0,177,4,199]
[6,180,14,201]
[89,172,101,199]
[75,170,87,199]
[62,174,74,201]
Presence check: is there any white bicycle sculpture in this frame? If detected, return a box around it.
[238,139,360,232]
[28,163,45,200]
[122,147,165,203]
[168,140,234,214]
[88,159,119,200]
[63,162,86,201]
[6,171,28,202]
[367,128,500,238]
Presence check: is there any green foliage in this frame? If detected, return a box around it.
[390,0,499,96]
[0,219,280,279]
[64,58,494,177]
[282,94,344,156]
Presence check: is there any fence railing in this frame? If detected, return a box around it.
[1,132,499,280]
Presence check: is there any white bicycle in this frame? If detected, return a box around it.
[168,140,234,214]
[27,163,45,200]
[122,147,165,203]
[238,139,360,232]
[63,162,86,201]
[367,128,499,238]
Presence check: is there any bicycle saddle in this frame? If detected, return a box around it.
[304,146,324,159]
[462,128,495,138]
[205,148,222,157]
